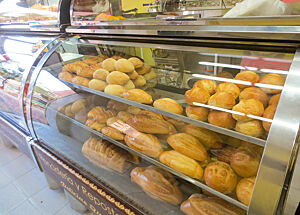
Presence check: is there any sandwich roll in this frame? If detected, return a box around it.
[208,92,236,109]
[259,73,285,94]
[76,67,94,78]
[232,99,264,122]
[208,111,236,129]
[194,79,217,95]
[104,84,125,97]
[88,79,107,91]
[185,87,210,105]
[93,68,109,81]
[58,71,73,82]
[115,59,135,73]
[186,105,208,121]
[239,87,269,107]
[72,76,90,87]
[153,98,183,115]
[102,58,116,72]
[216,82,240,99]
[128,57,144,69]
[106,71,130,85]
[235,70,260,89]
[122,89,153,104]
[71,99,87,114]
[101,126,124,140]
[235,120,264,138]
[236,177,256,206]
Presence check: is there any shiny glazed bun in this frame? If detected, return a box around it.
[239,87,269,107]
[208,92,236,109]
[259,73,285,94]
[153,98,183,115]
[185,87,210,105]
[115,59,135,73]
[186,105,209,121]
[235,70,260,89]
[102,58,116,72]
[236,177,256,206]
[232,99,264,122]
[208,111,236,129]
[194,79,217,95]
[262,104,276,132]
[269,93,281,106]
[216,82,240,99]
[235,120,264,138]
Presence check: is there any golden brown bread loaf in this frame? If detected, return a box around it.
[76,67,94,78]
[232,99,264,122]
[259,73,285,94]
[269,93,281,106]
[122,89,153,104]
[58,71,73,82]
[208,111,236,129]
[163,116,188,130]
[131,166,183,205]
[235,120,264,138]
[128,57,144,69]
[133,75,146,87]
[104,84,125,97]
[72,76,90,87]
[106,71,130,85]
[136,64,151,75]
[115,59,135,73]
[239,87,269,107]
[87,106,116,123]
[102,58,116,72]
[82,57,99,65]
[127,106,141,115]
[180,194,245,215]
[236,177,256,206]
[153,98,183,115]
[107,100,129,111]
[204,161,238,194]
[93,68,109,81]
[230,146,260,178]
[71,99,87,114]
[106,117,122,127]
[262,104,276,132]
[101,126,124,140]
[186,105,208,121]
[63,62,88,74]
[217,146,236,164]
[143,70,157,80]
[208,92,236,109]
[123,80,135,90]
[138,110,164,120]
[88,79,107,91]
[117,111,133,122]
[185,87,210,105]
[216,82,240,99]
[194,79,217,95]
[125,133,163,158]
[128,70,138,80]
[181,124,223,149]
[235,70,260,89]
[167,133,208,161]
[64,104,74,118]
[82,137,131,173]
[85,119,106,132]
[217,71,234,81]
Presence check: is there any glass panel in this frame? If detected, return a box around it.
[31,38,294,214]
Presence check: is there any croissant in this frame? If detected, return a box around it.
[87,106,116,123]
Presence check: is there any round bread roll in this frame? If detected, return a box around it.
[143,70,157,81]
[58,71,73,82]
[153,98,183,115]
[88,79,107,91]
[236,177,256,206]
[208,111,236,129]
[128,57,144,69]
[106,71,130,85]
[71,99,87,114]
[72,76,89,87]
[133,75,146,87]
[235,70,260,89]
[262,104,276,132]
[123,80,135,90]
[136,64,151,75]
[269,93,281,106]
[115,59,135,73]
[208,92,236,109]
[128,70,138,80]
[204,161,238,194]
[104,85,125,97]
[117,111,133,122]
[232,99,264,122]
[185,105,208,121]
[102,58,116,72]
[259,73,285,94]
[93,68,109,81]
[239,87,269,107]
[101,126,124,140]
[235,120,264,138]
[216,82,240,99]
[127,106,141,115]
[122,89,153,104]
[194,79,217,95]
[185,87,210,105]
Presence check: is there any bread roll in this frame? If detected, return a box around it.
[106,117,122,127]
[72,76,90,87]
[138,110,164,120]
[269,93,281,106]
[167,133,208,161]
[216,83,240,99]
[104,85,125,97]
[232,99,264,122]
[235,70,260,89]
[77,67,94,78]
[71,99,87,114]
[106,71,130,85]
[136,64,151,75]
[204,161,238,194]
[180,194,245,215]
[125,133,163,158]
[226,136,242,148]
[131,166,183,205]
[115,59,134,73]
[82,57,99,65]
[58,71,73,82]
[122,89,153,104]
[93,68,109,81]
[259,73,285,94]
[208,111,236,129]
[262,104,276,132]
[143,70,157,80]
[181,124,223,149]
[153,98,183,115]
[236,177,256,206]
[87,106,116,123]
[164,117,187,131]
[85,119,105,132]
[107,100,128,111]
[88,79,107,91]
[127,106,141,115]
[194,80,217,95]
[160,150,203,180]
[101,126,124,140]
[217,146,236,164]
[128,57,144,69]
[185,87,210,105]
[239,87,269,107]
[102,58,116,72]
[128,70,138,79]
[123,80,135,90]
[235,120,264,137]
[117,111,133,122]
[133,75,146,87]
[230,146,260,178]
[208,92,236,109]
[64,104,74,118]
[90,64,102,72]
[186,105,208,121]
[63,62,88,74]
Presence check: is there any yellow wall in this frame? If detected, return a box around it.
[121,0,155,13]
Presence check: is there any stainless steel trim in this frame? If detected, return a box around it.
[28,139,43,172]
[70,0,74,26]
[0,114,29,138]
[249,49,300,214]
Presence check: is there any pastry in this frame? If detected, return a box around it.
[87,106,116,123]
[58,71,73,82]
[127,106,141,115]
[160,150,203,180]
[208,92,236,109]
[136,64,151,75]
[104,84,125,97]
[269,93,281,106]
[76,67,94,78]
[153,98,183,115]
[85,119,105,132]
[232,99,264,122]
[122,89,153,104]
[125,133,163,158]
[102,58,116,72]
[235,120,264,138]
[216,82,240,99]
[101,126,124,140]
[88,79,107,91]
[123,80,135,90]
[106,71,130,85]
[239,87,269,107]
[133,75,146,87]
[167,133,208,161]
[186,105,208,121]
[71,99,87,114]
[115,59,135,73]
[143,70,157,80]
[128,57,144,69]
[93,68,109,81]
[131,166,183,205]
[236,177,256,206]
[185,87,210,105]
[235,70,260,89]
[259,73,285,94]
[117,111,133,122]
[72,76,90,87]
[204,161,237,194]
[194,79,217,95]
[208,111,236,129]
[107,100,129,111]
[262,104,276,132]
[181,124,223,149]
[128,70,138,79]
[82,137,131,173]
